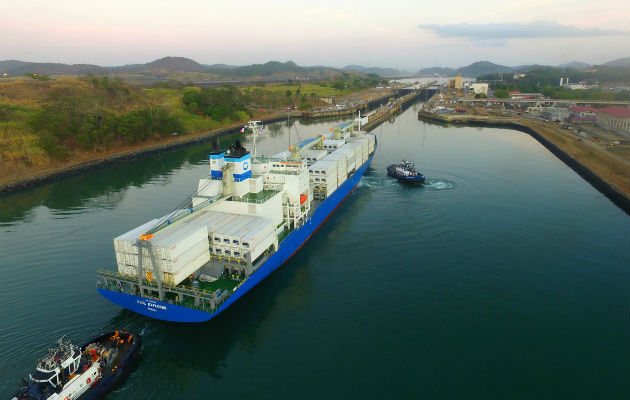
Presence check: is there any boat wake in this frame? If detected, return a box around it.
[359,175,399,189]
[423,179,456,191]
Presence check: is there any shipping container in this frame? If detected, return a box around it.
[216,215,258,243]
[302,149,328,166]
[241,219,274,247]
[113,219,161,254]
[248,230,277,262]
[149,225,208,261]
[309,160,337,175]
[322,139,345,153]
[167,250,211,286]
[115,237,209,275]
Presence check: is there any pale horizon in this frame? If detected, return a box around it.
[3,0,629,70]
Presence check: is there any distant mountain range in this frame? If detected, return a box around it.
[418,57,630,78]
[558,61,591,70]
[0,57,349,82]
[342,65,409,77]
[0,56,417,81]
[602,57,630,68]
[2,56,628,82]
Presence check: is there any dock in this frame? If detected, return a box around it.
[362,91,422,131]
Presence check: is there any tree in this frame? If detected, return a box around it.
[494,89,509,98]
[25,73,51,81]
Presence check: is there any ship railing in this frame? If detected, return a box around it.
[96,269,233,313]
[230,189,280,204]
[269,169,301,175]
[253,156,287,163]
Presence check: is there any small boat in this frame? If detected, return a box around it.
[387,159,426,184]
[10,331,141,400]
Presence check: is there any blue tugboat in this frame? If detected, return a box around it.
[387,159,426,184]
[9,331,141,400]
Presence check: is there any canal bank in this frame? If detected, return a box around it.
[0,90,419,197]
[418,111,630,215]
[0,110,307,196]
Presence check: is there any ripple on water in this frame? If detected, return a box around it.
[359,175,399,189]
[360,175,456,192]
[423,178,456,191]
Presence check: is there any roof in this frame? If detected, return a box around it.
[594,106,630,119]
[570,116,597,121]
[570,106,597,113]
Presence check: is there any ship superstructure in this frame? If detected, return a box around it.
[97,120,376,322]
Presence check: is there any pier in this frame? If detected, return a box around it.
[362,91,422,131]
[303,82,436,121]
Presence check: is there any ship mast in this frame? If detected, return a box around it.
[253,123,257,158]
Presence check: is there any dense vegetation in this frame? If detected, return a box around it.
[244,72,385,110]
[0,72,384,176]
[182,86,250,121]
[25,76,184,157]
[478,66,630,101]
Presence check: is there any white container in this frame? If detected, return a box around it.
[113,219,161,254]
[248,231,277,262]
[310,160,337,175]
[116,237,209,275]
[337,174,347,187]
[168,249,211,286]
[322,153,347,171]
[310,176,337,185]
[241,219,274,248]
[302,149,328,165]
[215,215,257,245]
[323,139,345,152]
[150,225,208,262]
[221,215,259,245]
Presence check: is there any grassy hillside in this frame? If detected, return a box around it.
[0,73,385,184]
[0,77,220,177]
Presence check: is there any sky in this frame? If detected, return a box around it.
[2,0,629,70]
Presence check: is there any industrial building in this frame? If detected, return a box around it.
[569,106,630,136]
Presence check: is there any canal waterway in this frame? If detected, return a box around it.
[1,103,628,399]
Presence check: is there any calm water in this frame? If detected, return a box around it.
[1,104,628,399]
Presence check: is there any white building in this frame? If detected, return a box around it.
[469,83,489,95]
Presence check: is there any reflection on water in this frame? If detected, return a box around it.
[0,117,353,226]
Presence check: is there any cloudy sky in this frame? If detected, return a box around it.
[2,0,629,69]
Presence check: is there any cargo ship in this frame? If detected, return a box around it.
[96,121,376,322]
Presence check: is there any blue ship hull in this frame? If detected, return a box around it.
[392,175,425,184]
[97,152,375,323]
